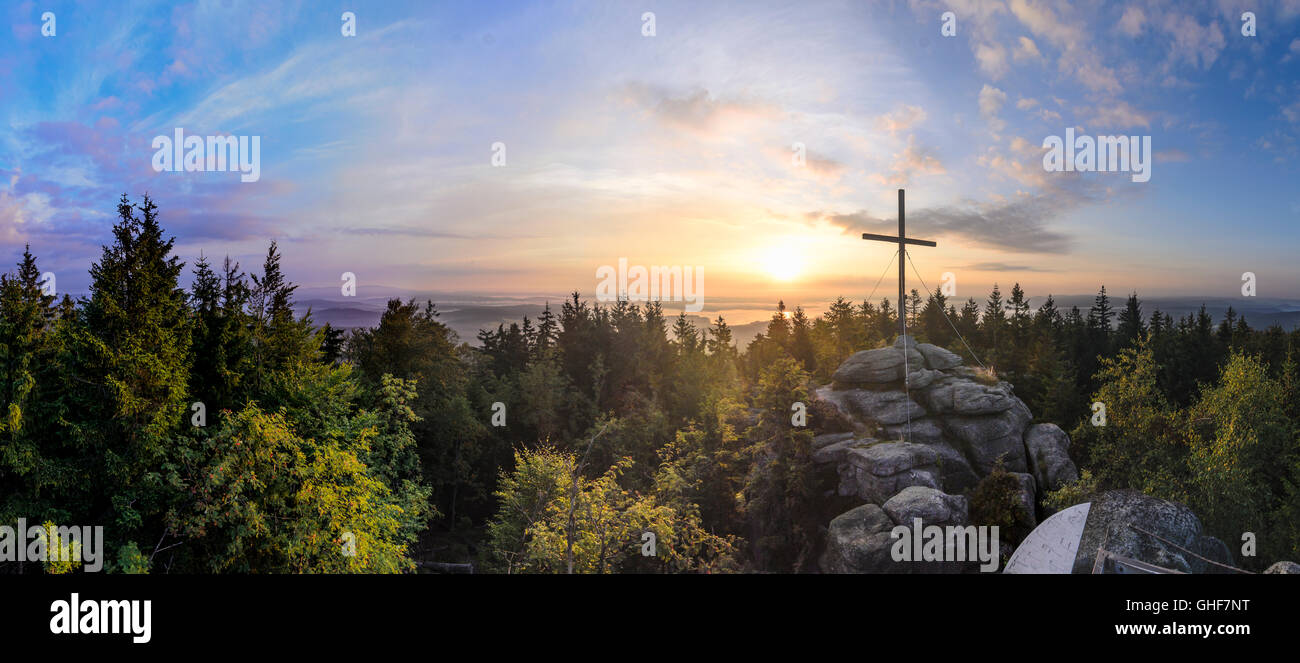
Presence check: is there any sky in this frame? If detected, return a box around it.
[4,0,1300,324]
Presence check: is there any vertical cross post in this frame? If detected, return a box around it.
[898,189,905,340]
[860,188,936,341]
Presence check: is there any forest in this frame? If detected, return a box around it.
[2,194,1298,573]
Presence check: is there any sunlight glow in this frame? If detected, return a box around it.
[763,246,803,282]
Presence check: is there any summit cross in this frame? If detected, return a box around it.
[861,189,936,339]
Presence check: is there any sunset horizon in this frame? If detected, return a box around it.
[5,0,1300,646]
[7,1,1300,312]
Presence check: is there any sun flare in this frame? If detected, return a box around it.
[763,247,802,282]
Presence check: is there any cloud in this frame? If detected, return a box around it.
[1159,13,1225,70]
[960,261,1056,272]
[622,84,777,138]
[137,19,419,133]
[1014,36,1042,61]
[1282,100,1300,124]
[979,84,1007,133]
[812,188,1087,254]
[350,226,540,240]
[1016,97,1039,110]
[1008,0,1121,93]
[802,151,848,178]
[870,135,945,188]
[975,42,1009,79]
[874,104,927,136]
[979,85,1007,117]
[1087,100,1152,129]
[1036,108,1062,122]
[1118,7,1146,37]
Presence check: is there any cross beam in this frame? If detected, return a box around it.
[861,189,936,339]
[860,233,936,247]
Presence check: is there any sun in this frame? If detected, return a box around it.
[763,246,802,282]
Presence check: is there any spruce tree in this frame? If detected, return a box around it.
[981,284,1008,370]
[70,193,191,540]
[1115,292,1146,350]
[248,241,314,399]
[0,246,65,522]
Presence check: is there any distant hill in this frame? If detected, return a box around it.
[299,287,1300,349]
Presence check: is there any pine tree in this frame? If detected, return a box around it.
[766,300,792,348]
[248,241,314,398]
[671,313,700,355]
[69,193,192,542]
[1033,294,1062,338]
[534,302,558,359]
[981,284,1008,370]
[907,288,923,332]
[1003,283,1032,381]
[189,255,228,412]
[706,315,735,356]
[920,291,953,347]
[1115,292,1145,350]
[824,296,861,358]
[876,298,896,340]
[0,246,66,522]
[1149,309,1167,338]
[318,323,345,364]
[1087,285,1114,356]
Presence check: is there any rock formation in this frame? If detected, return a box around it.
[1070,490,1234,574]
[814,336,1287,574]
[816,335,1077,573]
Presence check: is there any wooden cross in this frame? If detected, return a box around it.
[861,189,936,339]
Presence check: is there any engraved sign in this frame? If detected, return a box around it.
[1003,502,1091,574]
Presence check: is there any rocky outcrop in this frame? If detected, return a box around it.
[813,336,1072,503]
[838,442,940,503]
[821,504,899,574]
[820,487,971,574]
[815,335,1081,573]
[1264,561,1300,574]
[814,338,1256,575]
[1070,490,1233,574]
[821,388,926,426]
[882,486,969,527]
[1023,423,1078,493]
[944,401,1032,475]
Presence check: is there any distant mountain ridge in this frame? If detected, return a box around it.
[296,286,1300,349]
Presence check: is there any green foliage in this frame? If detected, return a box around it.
[1183,352,1297,567]
[968,465,1035,548]
[66,194,192,541]
[0,245,70,525]
[350,298,487,525]
[738,357,825,572]
[172,405,422,573]
[484,446,735,573]
[1042,469,1098,513]
[40,521,83,574]
[112,541,151,574]
[1072,339,1187,497]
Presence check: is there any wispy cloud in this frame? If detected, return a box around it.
[812,188,1092,255]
